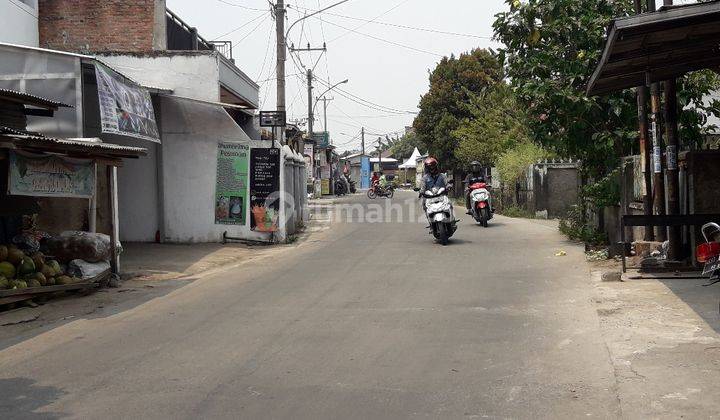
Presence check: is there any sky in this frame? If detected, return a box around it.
[166,0,508,153]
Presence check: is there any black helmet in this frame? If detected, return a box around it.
[470,160,482,174]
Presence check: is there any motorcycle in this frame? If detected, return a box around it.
[335,178,348,196]
[414,182,457,245]
[468,181,493,227]
[697,222,720,311]
[367,183,394,199]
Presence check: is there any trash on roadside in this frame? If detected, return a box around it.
[556,250,567,257]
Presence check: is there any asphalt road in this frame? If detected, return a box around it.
[0,191,621,419]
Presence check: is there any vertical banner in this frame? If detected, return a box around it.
[8,151,95,198]
[666,145,678,171]
[215,143,249,225]
[303,143,314,180]
[95,63,160,143]
[250,148,281,232]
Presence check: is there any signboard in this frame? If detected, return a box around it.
[312,132,329,148]
[250,148,281,232]
[321,179,330,195]
[304,143,314,180]
[321,165,331,179]
[215,143,249,225]
[95,63,160,143]
[666,145,678,171]
[259,111,286,127]
[8,151,95,198]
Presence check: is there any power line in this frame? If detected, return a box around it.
[211,10,268,40]
[255,19,276,80]
[215,0,269,12]
[319,17,445,58]
[289,4,492,40]
[316,78,417,115]
[232,13,272,47]
[328,0,411,43]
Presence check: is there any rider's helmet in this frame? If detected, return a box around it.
[424,157,439,176]
[470,160,482,175]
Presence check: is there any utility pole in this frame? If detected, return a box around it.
[377,137,383,172]
[647,0,666,242]
[361,127,365,156]
[307,69,314,138]
[275,0,286,147]
[318,97,333,133]
[634,0,654,241]
[663,0,681,259]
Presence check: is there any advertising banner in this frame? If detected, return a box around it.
[250,148,281,232]
[215,143,249,225]
[304,143,314,180]
[95,63,160,143]
[8,151,95,198]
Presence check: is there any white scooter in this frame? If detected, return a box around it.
[415,181,458,245]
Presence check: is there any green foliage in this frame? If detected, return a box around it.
[390,132,422,159]
[558,205,608,245]
[454,83,530,166]
[493,0,720,176]
[496,141,549,186]
[413,49,504,171]
[500,205,535,219]
[582,168,620,209]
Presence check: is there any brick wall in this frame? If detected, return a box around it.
[38,0,162,53]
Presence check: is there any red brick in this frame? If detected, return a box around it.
[38,0,159,53]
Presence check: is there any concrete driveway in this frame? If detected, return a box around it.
[0,190,714,419]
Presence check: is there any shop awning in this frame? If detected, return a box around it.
[0,88,73,110]
[0,127,147,161]
[587,2,720,96]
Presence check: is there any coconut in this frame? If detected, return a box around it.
[0,261,16,279]
[31,252,45,269]
[7,248,24,265]
[34,272,47,286]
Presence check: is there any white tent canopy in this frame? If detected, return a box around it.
[399,147,423,169]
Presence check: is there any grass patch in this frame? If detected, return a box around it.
[499,205,535,219]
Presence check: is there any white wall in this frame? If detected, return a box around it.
[159,96,275,243]
[98,53,220,102]
[0,0,39,47]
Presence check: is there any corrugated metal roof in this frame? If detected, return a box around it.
[0,126,147,157]
[0,88,73,109]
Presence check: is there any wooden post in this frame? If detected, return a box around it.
[107,165,119,274]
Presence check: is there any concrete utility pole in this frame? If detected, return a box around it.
[361,127,365,156]
[307,69,314,138]
[663,0,681,259]
[634,0,654,241]
[275,0,286,146]
[318,97,333,133]
[647,0,666,242]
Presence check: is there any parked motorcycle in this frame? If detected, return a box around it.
[367,184,394,199]
[697,223,720,311]
[415,182,457,245]
[468,181,493,227]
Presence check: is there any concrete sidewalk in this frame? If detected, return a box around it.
[120,242,269,282]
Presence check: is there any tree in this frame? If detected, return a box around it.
[493,0,720,176]
[390,132,422,160]
[453,83,529,166]
[413,48,504,172]
[496,141,549,205]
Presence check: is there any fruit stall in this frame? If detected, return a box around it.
[0,89,146,306]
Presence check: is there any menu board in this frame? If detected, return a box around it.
[215,143,249,225]
[250,148,281,232]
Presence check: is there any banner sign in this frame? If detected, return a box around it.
[304,143,314,180]
[8,151,95,198]
[95,63,160,143]
[250,148,281,232]
[215,143,249,225]
[312,132,329,148]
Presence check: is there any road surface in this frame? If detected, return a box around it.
[0,191,621,419]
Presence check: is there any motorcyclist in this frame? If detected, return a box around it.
[419,157,448,196]
[464,160,492,214]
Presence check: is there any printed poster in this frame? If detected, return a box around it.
[250,148,281,232]
[8,151,95,198]
[95,63,160,143]
[215,143,249,225]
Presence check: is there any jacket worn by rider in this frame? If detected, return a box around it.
[420,173,448,195]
